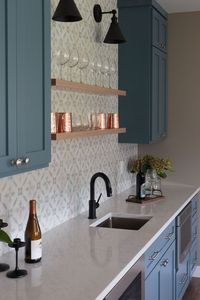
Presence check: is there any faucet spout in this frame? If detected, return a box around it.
[88,172,112,219]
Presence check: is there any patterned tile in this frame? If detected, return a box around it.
[0,0,137,256]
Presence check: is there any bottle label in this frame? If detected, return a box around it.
[140,183,146,198]
[31,239,42,260]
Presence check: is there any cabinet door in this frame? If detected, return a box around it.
[151,47,167,142]
[152,9,167,52]
[0,0,17,174]
[176,252,190,300]
[145,241,175,300]
[160,16,167,51]
[190,241,197,277]
[16,0,51,171]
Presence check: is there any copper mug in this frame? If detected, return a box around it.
[97,113,106,129]
[51,112,72,133]
[107,113,119,129]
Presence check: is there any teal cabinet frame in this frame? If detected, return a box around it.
[0,0,17,174]
[0,0,51,178]
[118,0,168,144]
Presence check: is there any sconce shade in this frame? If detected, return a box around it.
[52,0,82,22]
[104,15,126,44]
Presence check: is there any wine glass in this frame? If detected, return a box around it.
[87,60,96,85]
[52,49,61,78]
[145,169,157,198]
[73,114,82,130]
[78,52,89,83]
[109,60,117,88]
[101,58,110,88]
[67,48,79,81]
[59,49,70,80]
[95,58,102,86]
[53,48,70,80]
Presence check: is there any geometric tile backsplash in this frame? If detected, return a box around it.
[0,0,137,256]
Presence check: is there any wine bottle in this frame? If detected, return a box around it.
[25,200,42,263]
[136,162,146,199]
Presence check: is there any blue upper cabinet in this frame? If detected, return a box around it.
[152,48,167,141]
[0,0,51,178]
[0,0,17,174]
[118,0,168,144]
[152,9,167,52]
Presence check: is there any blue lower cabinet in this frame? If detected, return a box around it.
[176,252,190,300]
[190,241,197,277]
[145,241,176,300]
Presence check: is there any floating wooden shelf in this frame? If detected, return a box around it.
[51,128,126,140]
[51,78,127,96]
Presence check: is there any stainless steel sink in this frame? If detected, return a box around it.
[90,213,152,231]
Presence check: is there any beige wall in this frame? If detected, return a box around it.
[139,12,200,264]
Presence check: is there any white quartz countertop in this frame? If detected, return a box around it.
[0,183,199,300]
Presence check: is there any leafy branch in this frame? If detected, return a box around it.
[0,229,12,244]
[131,155,172,178]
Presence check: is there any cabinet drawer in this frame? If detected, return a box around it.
[190,241,197,276]
[176,252,190,300]
[145,219,175,278]
[192,194,198,217]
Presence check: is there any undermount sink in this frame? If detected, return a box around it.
[90,213,152,231]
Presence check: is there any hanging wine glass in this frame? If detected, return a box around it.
[53,49,61,79]
[77,52,89,83]
[67,48,79,81]
[109,60,117,88]
[53,46,70,80]
[87,60,96,85]
[95,58,102,86]
[101,58,110,88]
[60,49,70,80]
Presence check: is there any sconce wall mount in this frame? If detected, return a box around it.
[93,4,126,44]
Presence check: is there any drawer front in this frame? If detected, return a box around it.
[190,241,197,276]
[176,252,190,300]
[145,219,175,277]
[192,194,198,217]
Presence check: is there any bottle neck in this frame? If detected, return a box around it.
[139,160,143,174]
[29,200,37,215]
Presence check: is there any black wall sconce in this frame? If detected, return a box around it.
[52,0,82,22]
[93,4,126,44]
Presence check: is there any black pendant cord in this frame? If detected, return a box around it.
[7,238,27,278]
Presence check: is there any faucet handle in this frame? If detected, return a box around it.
[96,193,102,208]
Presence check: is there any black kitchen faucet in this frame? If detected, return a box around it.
[88,172,112,219]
